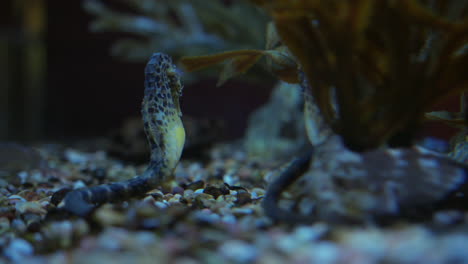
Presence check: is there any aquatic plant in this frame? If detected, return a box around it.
[83,0,268,61]
[183,0,468,152]
[258,0,468,151]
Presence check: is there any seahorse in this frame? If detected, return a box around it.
[60,53,185,216]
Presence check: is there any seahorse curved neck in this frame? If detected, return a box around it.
[141,53,185,183]
[60,53,185,216]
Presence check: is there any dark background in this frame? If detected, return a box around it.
[0,0,459,143]
[1,0,273,142]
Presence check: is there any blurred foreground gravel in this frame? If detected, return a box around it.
[1,142,467,264]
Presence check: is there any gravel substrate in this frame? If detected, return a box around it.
[1,142,467,264]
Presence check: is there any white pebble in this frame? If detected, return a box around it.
[155,201,168,209]
[73,180,87,189]
[4,238,34,262]
[194,188,204,194]
[219,240,257,263]
[64,149,88,164]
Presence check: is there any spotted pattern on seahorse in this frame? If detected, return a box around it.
[60,53,185,216]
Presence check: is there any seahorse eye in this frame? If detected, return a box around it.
[166,66,183,96]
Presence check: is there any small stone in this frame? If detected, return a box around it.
[0,217,10,232]
[183,189,195,200]
[194,188,204,194]
[17,171,29,184]
[433,210,464,226]
[238,167,252,179]
[140,218,161,230]
[41,221,74,249]
[223,173,239,186]
[142,196,156,203]
[221,214,237,225]
[11,219,26,232]
[4,238,34,262]
[172,186,184,195]
[0,178,8,187]
[219,240,257,263]
[250,188,266,199]
[92,167,107,181]
[193,209,220,224]
[94,205,126,226]
[235,192,252,206]
[203,186,224,199]
[15,201,47,215]
[186,180,205,190]
[293,224,328,241]
[23,213,42,231]
[155,201,168,209]
[193,193,216,208]
[148,190,164,200]
[64,149,88,164]
[73,180,87,189]
[231,208,254,216]
[8,195,26,204]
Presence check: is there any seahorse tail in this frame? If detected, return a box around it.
[62,170,156,216]
[262,149,315,224]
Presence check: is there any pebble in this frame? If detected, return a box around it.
[94,206,127,226]
[223,172,239,186]
[186,180,205,190]
[3,140,468,263]
[43,220,89,249]
[203,185,226,199]
[73,180,87,189]
[231,208,254,216]
[183,189,194,198]
[172,186,184,195]
[64,149,88,164]
[17,171,29,184]
[194,188,204,194]
[15,201,47,215]
[193,209,220,224]
[433,210,465,226]
[4,238,34,262]
[168,194,182,204]
[219,240,258,263]
[8,195,26,204]
[92,167,107,181]
[299,242,341,264]
[235,192,252,205]
[221,214,237,225]
[11,219,27,232]
[0,178,8,187]
[293,224,328,241]
[0,217,10,232]
[155,201,168,209]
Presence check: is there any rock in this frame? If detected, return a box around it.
[4,238,34,262]
[244,81,307,162]
[219,240,258,263]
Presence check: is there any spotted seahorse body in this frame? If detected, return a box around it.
[61,53,185,216]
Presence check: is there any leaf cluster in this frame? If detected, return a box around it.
[253,0,468,151]
[83,0,268,61]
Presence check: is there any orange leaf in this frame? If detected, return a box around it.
[180,50,265,72]
[217,53,264,86]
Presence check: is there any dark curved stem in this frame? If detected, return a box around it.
[262,149,316,224]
